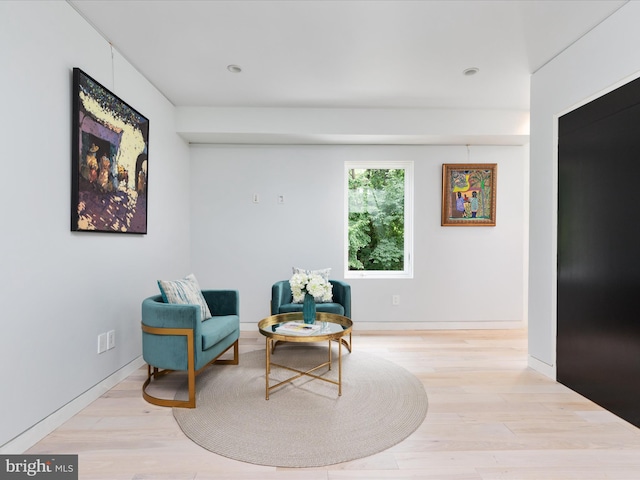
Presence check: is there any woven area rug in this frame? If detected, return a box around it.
[173,345,428,467]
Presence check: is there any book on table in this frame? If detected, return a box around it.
[275,321,321,335]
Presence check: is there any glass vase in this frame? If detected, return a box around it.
[302,292,316,324]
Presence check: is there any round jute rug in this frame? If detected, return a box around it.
[173,345,428,467]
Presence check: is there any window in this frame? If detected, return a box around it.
[345,161,413,279]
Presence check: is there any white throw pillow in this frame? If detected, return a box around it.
[292,266,331,282]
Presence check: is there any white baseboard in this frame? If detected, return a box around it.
[528,354,556,380]
[0,356,145,454]
[241,320,525,331]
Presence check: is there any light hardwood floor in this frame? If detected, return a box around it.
[27,329,640,479]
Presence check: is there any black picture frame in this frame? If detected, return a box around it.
[71,68,149,233]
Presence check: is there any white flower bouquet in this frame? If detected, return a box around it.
[290,272,333,303]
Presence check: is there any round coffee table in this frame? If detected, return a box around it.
[258,312,353,400]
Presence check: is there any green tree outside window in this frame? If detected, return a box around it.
[347,166,410,274]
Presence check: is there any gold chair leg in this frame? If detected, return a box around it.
[141,339,239,408]
[344,332,352,352]
[142,365,196,408]
[214,339,239,365]
[333,333,352,353]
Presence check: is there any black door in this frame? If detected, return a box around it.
[557,76,640,428]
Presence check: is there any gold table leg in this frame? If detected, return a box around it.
[265,337,270,400]
[263,331,348,400]
[338,336,342,396]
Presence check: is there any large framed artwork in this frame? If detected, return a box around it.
[71,68,149,233]
[441,163,497,226]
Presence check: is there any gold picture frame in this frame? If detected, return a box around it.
[441,163,497,226]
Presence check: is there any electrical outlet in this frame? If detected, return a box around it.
[392,295,400,306]
[107,330,115,350]
[277,194,285,204]
[252,193,260,203]
[98,333,107,354]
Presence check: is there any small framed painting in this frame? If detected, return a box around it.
[71,68,149,233]
[441,163,497,226]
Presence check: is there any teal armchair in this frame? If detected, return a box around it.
[141,289,239,408]
[271,279,352,351]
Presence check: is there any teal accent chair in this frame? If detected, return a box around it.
[141,290,240,408]
[271,279,352,351]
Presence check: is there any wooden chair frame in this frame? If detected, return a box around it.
[141,323,239,408]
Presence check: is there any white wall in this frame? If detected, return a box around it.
[190,144,528,327]
[0,0,530,451]
[529,1,640,376]
[0,1,190,448]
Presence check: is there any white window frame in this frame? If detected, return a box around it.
[344,161,414,279]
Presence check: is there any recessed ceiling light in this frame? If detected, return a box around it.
[463,67,479,76]
[227,65,242,73]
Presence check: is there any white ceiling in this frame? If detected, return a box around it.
[69,0,627,111]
